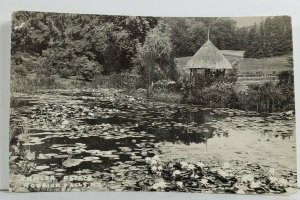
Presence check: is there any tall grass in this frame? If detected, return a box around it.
[91,74,140,89]
[149,88,183,103]
[11,75,64,93]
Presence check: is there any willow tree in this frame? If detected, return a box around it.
[133,21,176,98]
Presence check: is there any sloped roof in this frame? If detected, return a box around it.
[186,40,232,69]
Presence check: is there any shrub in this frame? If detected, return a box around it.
[76,57,103,81]
[196,82,238,108]
[13,64,28,76]
[153,80,177,92]
[59,68,72,78]
[238,82,287,112]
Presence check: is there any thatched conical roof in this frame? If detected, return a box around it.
[186,40,232,70]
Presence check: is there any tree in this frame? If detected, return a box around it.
[244,16,293,58]
[11,11,158,77]
[76,56,104,81]
[163,17,240,58]
[134,21,177,96]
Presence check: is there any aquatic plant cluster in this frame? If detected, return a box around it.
[143,155,296,194]
[9,89,296,193]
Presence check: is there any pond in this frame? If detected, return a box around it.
[9,89,297,193]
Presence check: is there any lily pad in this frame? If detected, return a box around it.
[62,158,83,168]
[36,165,50,170]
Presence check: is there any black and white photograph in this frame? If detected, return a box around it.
[9,11,296,194]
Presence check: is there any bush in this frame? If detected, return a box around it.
[13,64,28,76]
[153,80,177,92]
[76,56,103,81]
[192,82,238,108]
[238,82,287,112]
[59,68,72,78]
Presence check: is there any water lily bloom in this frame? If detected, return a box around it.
[269,168,276,175]
[152,155,160,160]
[190,173,199,179]
[269,176,278,184]
[141,151,147,156]
[187,164,195,170]
[250,181,261,188]
[173,170,181,176]
[150,159,158,165]
[176,181,184,188]
[222,162,231,169]
[196,162,205,168]
[277,178,289,187]
[152,179,167,190]
[151,165,157,172]
[218,169,229,177]
[180,161,188,168]
[241,174,254,183]
[157,165,163,171]
[201,178,208,185]
[145,157,151,163]
[62,120,69,125]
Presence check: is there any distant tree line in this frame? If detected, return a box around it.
[244,16,292,58]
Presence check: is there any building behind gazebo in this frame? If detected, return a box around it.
[186,38,232,78]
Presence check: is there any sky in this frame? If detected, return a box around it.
[231,16,268,27]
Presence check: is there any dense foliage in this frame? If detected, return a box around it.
[11,11,158,80]
[163,17,246,57]
[244,16,292,58]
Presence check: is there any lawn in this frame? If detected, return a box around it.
[237,54,293,76]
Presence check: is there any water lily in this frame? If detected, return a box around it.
[152,155,160,160]
[173,170,181,176]
[152,179,167,190]
[201,178,208,185]
[277,178,289,187]
[176,181,184,188]
[250,181,261,188]
[269,168,276,175]
[222,162,231,169]
[36,165,50,170]
[180,161,188,168]
[218,169,229,177]
[24,150,35,161]
[145,157,151,163]
[241,174,254,183]
[190,173,200,179]
[62,158,83,168]
[151,165,157,172]
[150,159,158,165]
[187,164,196,170]
[62,120,69,125]
[196,161,205,168]
[141,151,148,156]
[269,176,278,184]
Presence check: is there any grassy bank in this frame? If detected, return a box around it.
[11,70,294,113]
[11,75,64,93]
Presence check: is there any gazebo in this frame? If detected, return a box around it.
[186,31,232,78]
